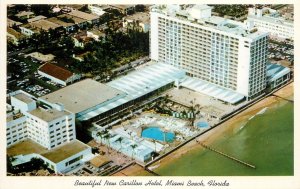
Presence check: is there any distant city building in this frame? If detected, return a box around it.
[247,7,294,39]
[150,5,269,100]
[38,63,81,86]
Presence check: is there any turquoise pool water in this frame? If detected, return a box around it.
[142,127,175,142]
[197,121,209,128]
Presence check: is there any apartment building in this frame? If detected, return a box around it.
[247,8,293,39]
[150,5,269,99]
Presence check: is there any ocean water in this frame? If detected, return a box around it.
[154,97,294,176]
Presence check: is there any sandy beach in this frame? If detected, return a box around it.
[113,82,294,176]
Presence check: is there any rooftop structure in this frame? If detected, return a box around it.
[41,140,90,163]
[150,4,269,99]
[38,63,73,81]
[7,27,24,39]
[7,139,47,157]
[29,19,61,31]
[7,139,93,173]
[266,62,291,89]
[28,108,71,122]
[47,17,74,27]
[77,62,185,121]
[7,18,22,27]
[123,12,150,32]
[110,4,135,15]
[15,11,34,18]
[25,52,55,62]
[67,10,99,21]
[266,63,290,82]
[89,155,110,168]
[57,14,87,24]
[180,77,245,104]
[13,93,34,104]
[11,92,37,113]
[88,4,109,16]
[124,12,150,24]
[38,63,81,86]
[39,79,126,114]
[108,62,185,99]
[27,15,47,23]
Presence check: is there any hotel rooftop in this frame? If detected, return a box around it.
[28,108,71,122]
[13,93,34,104]
[151,4,265,39]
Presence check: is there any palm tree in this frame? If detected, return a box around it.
[130,144,138,160]
[151,139,157,152]
[96,130,105,146]
[116,137,123,154]
[103,133,111,154]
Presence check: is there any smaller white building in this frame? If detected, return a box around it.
[11,93,37,113]
[88,4,107,16]
[38,63,81,86]
[19,25,37,36]
[9,139,93,173]
[247,7,294,39]
[123,12,150,32]
[266,63,291,89]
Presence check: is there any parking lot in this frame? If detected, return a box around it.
[7,55,63,97]
[268,39,294,65]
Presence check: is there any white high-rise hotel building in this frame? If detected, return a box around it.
[150,5,269,99]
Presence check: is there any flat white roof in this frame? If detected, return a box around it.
[266,63,290,82]
[108,62,185,98]
[40,79,126,114]
[77,62,186,120]
[180,76,245,104]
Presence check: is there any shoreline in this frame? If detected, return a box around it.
[113,82,294,176]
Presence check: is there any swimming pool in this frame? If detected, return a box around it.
[142,127,175,142]
[197,121,209,128]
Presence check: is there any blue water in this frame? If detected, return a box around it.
[142,127,175,142]
[197,121,209,128]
